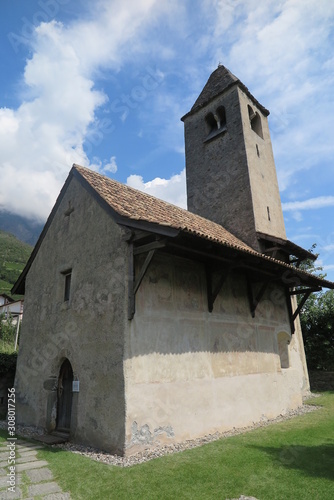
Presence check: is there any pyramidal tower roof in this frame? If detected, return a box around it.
[182,65,269,119]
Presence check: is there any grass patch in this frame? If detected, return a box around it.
[0,342,17,354]
[1,393,333,499]
[0,279,12,293]
[3,262,24,272]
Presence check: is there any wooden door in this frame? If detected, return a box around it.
[56,359,73,432]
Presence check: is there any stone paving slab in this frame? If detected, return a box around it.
[12,439,37,448]
[26,467,53,483]
[15,446,43,454]
[28,481,62,497]
[43,494,71,500]
[0,442,41,450]
[16,460,49,472]
[16,452,37,459]
[0,486,23,499]
[0,474,21,488]
[16,456,39,465]
[0,438,71,499]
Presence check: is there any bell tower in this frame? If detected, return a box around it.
[181,65,286,252]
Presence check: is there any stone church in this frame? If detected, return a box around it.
[13,65,334,455]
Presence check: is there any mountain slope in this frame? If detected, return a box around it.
[0,210,43,245]
[0,230,33,296]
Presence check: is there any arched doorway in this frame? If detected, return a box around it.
[56,359,73,433]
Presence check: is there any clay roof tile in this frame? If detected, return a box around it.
[73,164,255,254]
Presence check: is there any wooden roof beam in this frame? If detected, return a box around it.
[206,266,231,313]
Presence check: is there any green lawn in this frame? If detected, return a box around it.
[1,393,334,500]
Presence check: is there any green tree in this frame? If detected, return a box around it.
[300,289,334,371]
[0,312,16,347]
[296,244,334,371]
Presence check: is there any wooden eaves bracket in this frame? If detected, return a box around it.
[206,266,271,316]
[128,238,167,320]
[287,286,322,334]
[246,274,271,318]
[206,266,231,313]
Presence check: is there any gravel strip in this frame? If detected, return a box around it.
[0,396,322,468]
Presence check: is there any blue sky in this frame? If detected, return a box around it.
[0,0,334,280]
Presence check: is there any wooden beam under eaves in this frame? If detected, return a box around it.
[246,273,256,318]
[133,238,167,255]
[206,266,231,312]
[128,248,156,320]
[289,287,322,296]
[292,290,313,323]
[252,280,270,315]
[134,249,155,294]
[287,287,319,334]
[246,274,270,318]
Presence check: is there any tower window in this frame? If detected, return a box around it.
[205,112,217,134]
[248,105,263,139]
[267,206,271,221]
[256,144,260,157]
[204,106,227,142]
[63,270,72,302]
[215,106,226,130]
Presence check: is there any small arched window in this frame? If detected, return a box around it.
[204,106,227,142]
[277,331,290,369]
[205,112,217,134]
[248,105,263,139]
[215,106,226,130]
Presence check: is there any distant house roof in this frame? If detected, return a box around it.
[12,164,334,295]
[181,65,269,120]
[0,293,14,304]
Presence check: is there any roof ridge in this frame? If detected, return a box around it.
[72,164,190,211]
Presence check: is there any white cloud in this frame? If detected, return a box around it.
[127,169,186,208]
[282,196,334,211]
[1,0,334,231]
[102,156,118,174]
[291,211,303,222]
[322,244,334,252]
[0,0,170,221]
[206,0,334,191]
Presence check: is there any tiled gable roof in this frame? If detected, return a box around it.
[12,164,334,296]
[74,164,256,254]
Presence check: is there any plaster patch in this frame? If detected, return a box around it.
[130,421,174,445]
